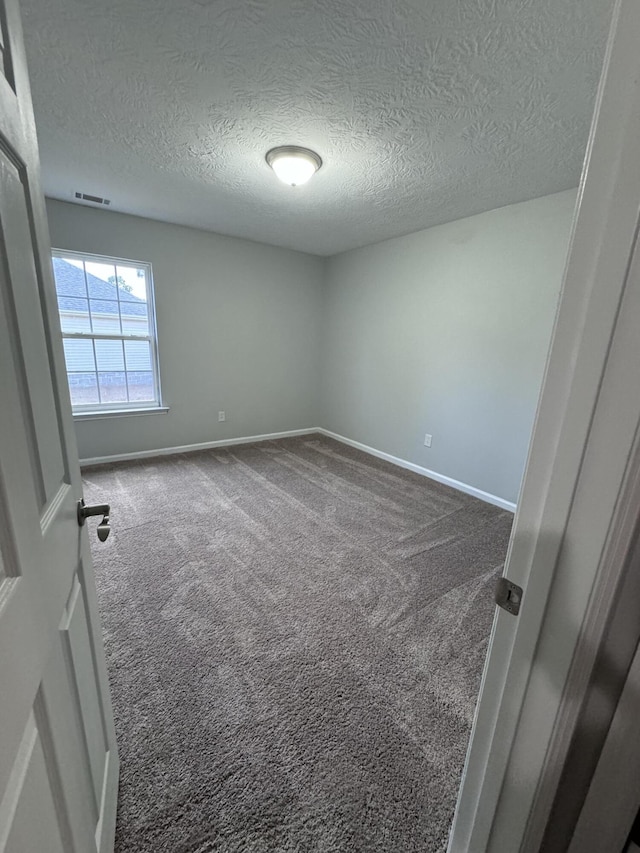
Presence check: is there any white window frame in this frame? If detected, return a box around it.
[52,248,164,416]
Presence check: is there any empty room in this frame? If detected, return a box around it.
[4,0,634,851]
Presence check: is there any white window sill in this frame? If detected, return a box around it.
[73,406,169,421]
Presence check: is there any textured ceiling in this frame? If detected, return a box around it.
[21,0,612,256]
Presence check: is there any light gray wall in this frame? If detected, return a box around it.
[320,190,577,504]
[48,191,576,504]
[46,199,324,461]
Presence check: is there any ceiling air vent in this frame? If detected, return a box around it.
[74,192,111,206]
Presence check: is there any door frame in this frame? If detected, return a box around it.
[567,631,640,852]
[449,0,640,847]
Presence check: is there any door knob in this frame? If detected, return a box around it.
[77,499,111,542]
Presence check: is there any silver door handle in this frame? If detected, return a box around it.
[77,499,111,542]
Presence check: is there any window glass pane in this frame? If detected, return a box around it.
[95,339,124,371]
[126,371,155,402]
[68,373,99,406]
[98,372,128,404]
[116,265,147,302]
[84,261,118,300]
[124,340,152,371]
[52,257,87,297]
[53,251,159,412]
[58,296,91,333]
[90,300,121,333]
[120,302,149,336]
[63,338,95,372]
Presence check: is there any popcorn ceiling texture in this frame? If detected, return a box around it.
[21,0,612,255]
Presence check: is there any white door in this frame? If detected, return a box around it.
[449,0,640,848]
[0,2,118,852]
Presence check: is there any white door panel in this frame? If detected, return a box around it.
[1,152,65,502]
[0,0,118,851]
[1,714,67,853]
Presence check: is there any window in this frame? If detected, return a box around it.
[52,250,163,415]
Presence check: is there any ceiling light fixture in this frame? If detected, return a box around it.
[266,146,322,187]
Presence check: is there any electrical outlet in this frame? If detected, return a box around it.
[218,411,225,422]
[424,433,432,447]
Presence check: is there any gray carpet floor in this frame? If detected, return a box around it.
[83,434,512,853]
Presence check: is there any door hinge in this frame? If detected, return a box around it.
[495,577,523,616]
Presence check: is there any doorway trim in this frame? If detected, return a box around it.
[449,0,640,847]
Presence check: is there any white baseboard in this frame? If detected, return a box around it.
[79,428,320,467]
[80,425,516,512]
[316,428,517,513]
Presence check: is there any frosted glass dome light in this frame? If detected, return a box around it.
[266,146,322,187]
